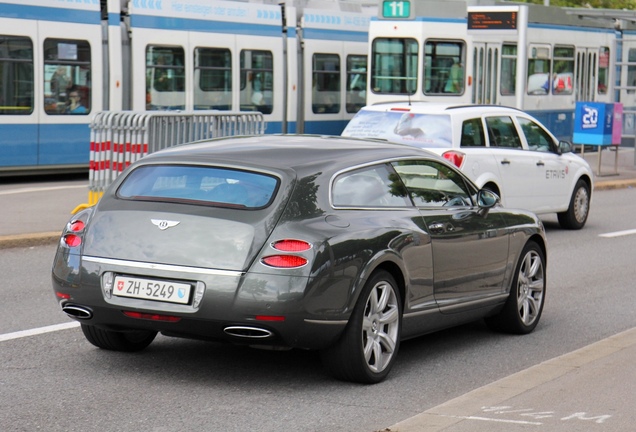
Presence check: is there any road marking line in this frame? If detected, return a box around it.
[599,228,636,238]
[0,322,80,342]
[445,415,542,426]
[0,185,86,196]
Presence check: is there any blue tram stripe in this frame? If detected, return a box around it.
[0,3,100,24]
[0,123,90,168]
[130,15,282,37]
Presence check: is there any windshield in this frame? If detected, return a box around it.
[342,110,452,148]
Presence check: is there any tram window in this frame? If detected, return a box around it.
[44,39,91,115]
[500,44,516,96]
[552,46,574,95]
[424,40,464,95]
[371,38,417,95]
[598,47,609,94]
[146,46,185,111]
[485,116,521,149]
[346,55,367,113]
[240,50,273,115]
[312,53,341,114]
[628,49,636,94]
[194,48,231,111]
[0,35,33,115]
[527,45,551,95]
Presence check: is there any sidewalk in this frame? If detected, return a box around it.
[385,327,636,431]
[581,145,636,190]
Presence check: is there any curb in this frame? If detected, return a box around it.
[0,232,61,249]
[593,178,636,191]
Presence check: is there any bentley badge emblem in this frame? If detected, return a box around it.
[151,219,180,230]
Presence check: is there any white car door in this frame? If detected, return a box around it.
[515,116,571,213]
[484,116,537,211]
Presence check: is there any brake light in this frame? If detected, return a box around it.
[272,239,311,252]
[63,234,82,247]
[122,310,181,322]
[56,292,71,300]
[262,239,311,268]
[261,255,308,268]
[68,220,85,232]
[390,107,411,112]
[63,219,86,247]
[442,150,466,168]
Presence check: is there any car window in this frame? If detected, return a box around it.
[460,118,486,147]
[485,116,522,149]
[117,165,279,209]
[332,164,411,208]
[517,117,554,152]
[391,160,472,207]
[342,110,452,148]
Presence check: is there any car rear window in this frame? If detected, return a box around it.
[117,165,279,209]
[342,109,452,148]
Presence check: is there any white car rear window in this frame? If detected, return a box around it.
[343,110,452,148]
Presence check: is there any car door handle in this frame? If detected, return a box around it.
[500,159,511,165]
[428,222,454,234]
[536,160,545,166]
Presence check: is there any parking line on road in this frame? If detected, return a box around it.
[599,228,636,238]
[0,322,80,342]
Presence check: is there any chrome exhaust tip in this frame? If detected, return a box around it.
[223,326,273,339]
[62,304,93,320]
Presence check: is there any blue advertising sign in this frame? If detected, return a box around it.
[573,102,622,146]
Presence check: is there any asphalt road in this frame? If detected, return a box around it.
[1,182,635,431]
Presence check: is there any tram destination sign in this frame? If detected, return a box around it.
[382,1,411,19]
[468,10,517,31]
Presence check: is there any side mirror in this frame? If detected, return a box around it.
[558,140,573,154]
[477,189,500,209]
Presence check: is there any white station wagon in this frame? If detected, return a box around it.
[342,102,593,229]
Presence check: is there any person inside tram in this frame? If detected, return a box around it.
[66,87,87,114]
[444,60,463,93]
[50,65,70,102]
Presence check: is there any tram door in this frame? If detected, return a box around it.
[472,43,501,105]
[575,48,597,102]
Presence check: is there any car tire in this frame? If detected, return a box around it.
[485,241,545,334]
[320,270,402,384]
[81,324,157,352]
[557,179,590,230]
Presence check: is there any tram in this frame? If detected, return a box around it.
[366,0,636,143]
[0,0,374,175]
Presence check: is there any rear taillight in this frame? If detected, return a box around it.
[63,219,86,247]
[63,234,82,247]
[261,239,312,268]
[272,239,311,252]
[68,220,85,232]
[261,255,308,268]
[442,150,466,168]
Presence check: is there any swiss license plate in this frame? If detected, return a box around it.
[114,276,191,305]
